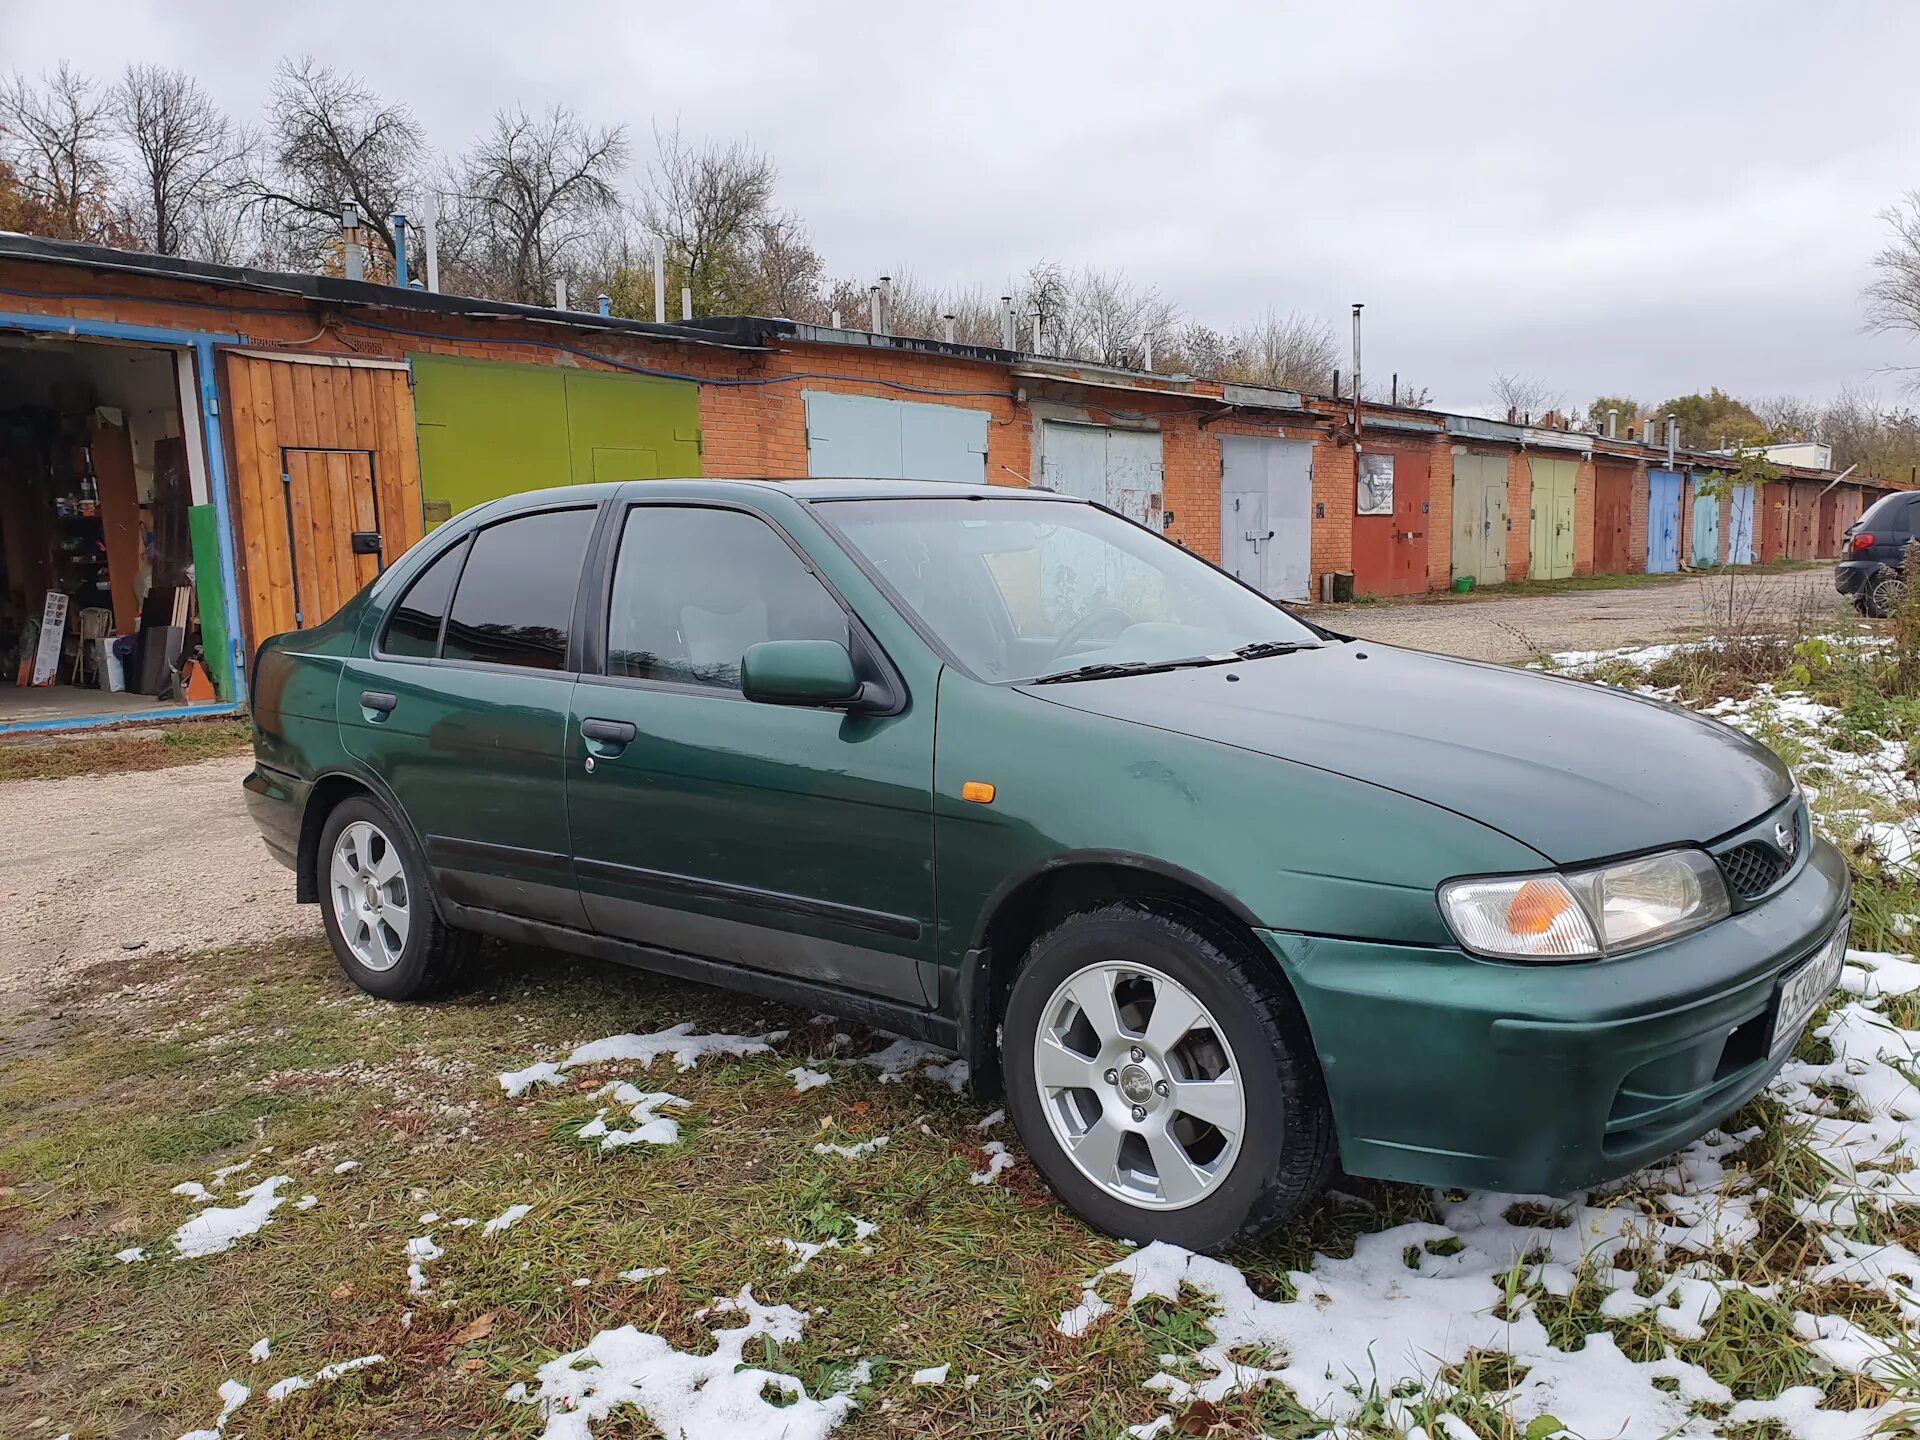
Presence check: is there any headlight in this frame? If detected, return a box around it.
[1439,848,1730,962]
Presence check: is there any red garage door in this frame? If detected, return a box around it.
[1351,442,1431,596]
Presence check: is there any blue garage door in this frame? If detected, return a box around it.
[1729,483,1756,564]
[804,391,989,481]
[1647,469,1683,573]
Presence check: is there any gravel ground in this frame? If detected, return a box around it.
[1319,567,1839,662]
[0,753,314,994]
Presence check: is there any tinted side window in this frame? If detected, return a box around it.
[442,508,596,670]
[1860,493,1914,532]
[607,507,849,690]
[380,537,468,657]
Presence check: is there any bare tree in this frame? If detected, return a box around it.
[639,125,778,315]
[459,105,626,303]
[1491,372,1564,422]
[110,64,251,256]
[251,56,424,271]
[1230,308,1339,390]
[1865,191,1920,342]
[0,63,121,243]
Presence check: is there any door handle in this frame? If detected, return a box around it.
[581,717,637,752]
[359,690,397,717]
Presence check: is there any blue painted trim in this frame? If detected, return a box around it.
[0,309,250,725]
[0,700,238,737]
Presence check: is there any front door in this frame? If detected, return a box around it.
[565,501,936,1003]
[1450,452,1508,586]
[339,503,599,930]
[1219,436,1313,601]
[1527,457,1577,580]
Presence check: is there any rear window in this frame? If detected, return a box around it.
[441,508,597,670]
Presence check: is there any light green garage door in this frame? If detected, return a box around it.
[410,354,702,522]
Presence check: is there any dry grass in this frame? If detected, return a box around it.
[0,717,253,783]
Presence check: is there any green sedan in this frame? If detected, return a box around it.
[245,479,1849,1251]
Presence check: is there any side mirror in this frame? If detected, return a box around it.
[740,639,864,707]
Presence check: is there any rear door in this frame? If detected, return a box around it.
[564,500,937,1002]
[339,503,599,928]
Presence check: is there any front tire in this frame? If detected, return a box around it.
[316,796,474,1000]
[1002,902,1336,1252]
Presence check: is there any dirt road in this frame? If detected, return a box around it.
[0,754,314,993]
[1323,568,1838,663]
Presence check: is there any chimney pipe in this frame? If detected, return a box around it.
[1666,416,1678,467]
[597,293,611,317]
[1390,371,1398,406]
[1332,369,1340,397]
[878,275,893,336]
[1144,333,1154,371]
[422,206,440,292]
[681,286,693,322]
[1350,303,1364,442]
[652,243,666,324]
[1000,296,1015,350]
[554,277,568,311]
[867,286,880,332]
[943,313,956,343]
[1032,310,1045,354]
[341,201,363,282]
[391,213,409,289]
[830,307,842,329]
[1606,407,1618,439]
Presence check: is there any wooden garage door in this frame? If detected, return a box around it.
[225,353,424,640]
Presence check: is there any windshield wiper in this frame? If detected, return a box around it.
[1029,658,1211,684]
[1231,640,1320,660]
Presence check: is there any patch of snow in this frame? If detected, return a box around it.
[264,1354,383,1405]
[576,1082,689,1148]
[113,1246,145,1263]
[170,1176,291,1260]
[619,1265,668,1282]
[170,1180,208,1200]
[773,1216,876,1274]
[911,1363,949,1386]
[406,1233,443,1295]
[859,1037,969,1091]
[508,1285,866,1439]
[331,1160,359,1174]
[208,1159,253,1186]
[176,1378,249,1439]
[293,1194,317,1210]
[812,1135,888,1160]
[483,1202,533,1236]
[787,1065,833,1093]
[974,1108,1005,1130]
[498,1021,785,1097]
[248,1337,271,1363]
[969,1140,1016,1186]
[572,1277,592,1287]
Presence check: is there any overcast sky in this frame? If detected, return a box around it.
[7,0,1919,414]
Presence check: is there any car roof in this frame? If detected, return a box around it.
[480,477,1087,509]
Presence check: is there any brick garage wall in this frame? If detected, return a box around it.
[1424,434,1452,590]
[1164,413,1327,565]
[1573,457,1596,576]
[1628,460,1650,572]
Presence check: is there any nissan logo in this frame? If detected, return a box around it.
[1775,820,1798,857]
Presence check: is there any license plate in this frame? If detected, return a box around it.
[1773,922,1848,1055]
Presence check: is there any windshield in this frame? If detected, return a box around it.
[818,496,1322,683]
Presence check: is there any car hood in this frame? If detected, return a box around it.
[1020,642,1792,864]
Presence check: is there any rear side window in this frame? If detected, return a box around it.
[1859,493,1917,531]
[606,506,849,689]
[441,508,597,670]
[380,538,468,657]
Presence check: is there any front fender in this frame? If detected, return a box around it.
[931,672,1547,969]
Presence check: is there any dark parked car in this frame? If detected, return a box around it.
[1837,489,1918,616]
[247,479,1849,1250]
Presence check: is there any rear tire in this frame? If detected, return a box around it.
[1864,569,1906,619]
[316,796,475,1000]
[1002,901,1336,1252]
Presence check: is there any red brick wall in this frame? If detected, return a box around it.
[1506,452,1532,581]
[1573,457,1596,576]
[1627,461,1649,572]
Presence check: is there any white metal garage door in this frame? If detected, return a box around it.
[1219,436,1313,601]
[1039,421,1163,530]
[804,391,989,481]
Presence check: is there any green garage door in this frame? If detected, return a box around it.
[410,355,702,522]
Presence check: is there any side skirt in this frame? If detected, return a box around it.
[443,899,960,1050]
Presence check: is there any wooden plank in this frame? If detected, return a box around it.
[289,358,319,450]
[235,355,289,642]
[370,368,422,560]
[220,356,267,647]
[348,453,380,591]
[262,359,302,635]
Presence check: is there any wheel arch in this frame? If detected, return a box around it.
[295,767,430,906]
[957,852,1278,1099]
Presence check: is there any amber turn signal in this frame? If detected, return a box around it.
[961,781,996,804]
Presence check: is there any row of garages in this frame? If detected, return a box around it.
[0,233,1898,732]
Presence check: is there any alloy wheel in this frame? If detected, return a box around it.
[1031,961,1245,1210]
[329,820,411,972]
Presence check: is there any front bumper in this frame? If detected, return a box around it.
[1260,835,1850,1195]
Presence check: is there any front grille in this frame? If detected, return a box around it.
[1721,841,1789,899]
